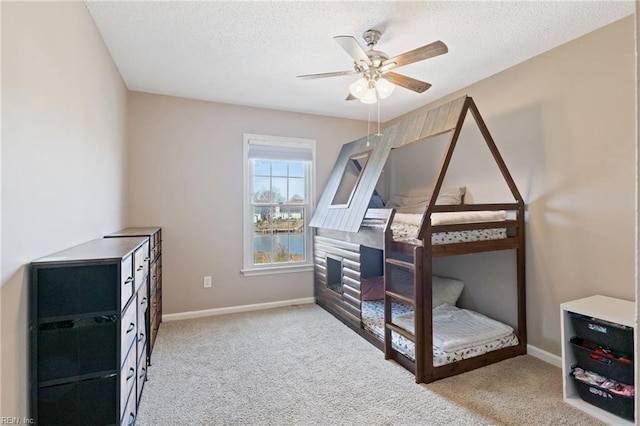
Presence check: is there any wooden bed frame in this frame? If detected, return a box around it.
[312,95,526,384]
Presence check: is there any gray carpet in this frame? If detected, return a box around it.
[136,304,605,425]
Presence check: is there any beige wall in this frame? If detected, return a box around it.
[1,2,128,417]
[127,93,367,314]
[389,16,636,356]
[0,1,635,419]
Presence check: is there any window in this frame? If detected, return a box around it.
[242,134,315,275]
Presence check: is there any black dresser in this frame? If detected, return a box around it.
[30,236,149,426]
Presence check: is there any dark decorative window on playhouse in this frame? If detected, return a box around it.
[326,256,342,293]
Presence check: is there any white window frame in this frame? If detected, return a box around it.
[241,134,316,276]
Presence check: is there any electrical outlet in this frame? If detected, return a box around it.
[203,276,212,288]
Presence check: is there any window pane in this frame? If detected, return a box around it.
[288,177,305,203]
[253,206,306,265]
[254,159,271,176]
[272,161,287,177]
[289,161,304,178]
[254,206,274,233]
[254,206,273,264]
[271,177,287,204]
[289,206,305,262]
[252,177,271,203]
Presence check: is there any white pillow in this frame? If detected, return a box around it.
[386,187,466,214]
[392,275,465,333]
[386,195,428,214]
[435,186,466,205]
[433,275,465,308]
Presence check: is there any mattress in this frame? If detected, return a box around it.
[361,300,519,366]
[391,223,506,246]
[361,210,508,246]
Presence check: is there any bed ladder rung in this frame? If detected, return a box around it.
[385,291,415,306]
[385,258,415,271]
[385,322,415,342]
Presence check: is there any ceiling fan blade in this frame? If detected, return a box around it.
[297,70,358,80]
[381,40,448,70]
[346,93,356,101]
[383,72,432,93]
[334,35,372,66]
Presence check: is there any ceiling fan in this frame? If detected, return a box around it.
[297,29,448,104]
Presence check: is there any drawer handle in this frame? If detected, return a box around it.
[140,297,147,304]
[126,322,135,333]
[126,367,135,380]
[144,256,150,261]
[124,277,133,284]
[138,333,145,342]
[137,265,144,271]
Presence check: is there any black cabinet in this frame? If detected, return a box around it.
[30,237,149,426]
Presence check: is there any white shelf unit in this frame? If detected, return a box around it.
[560,295,635,425]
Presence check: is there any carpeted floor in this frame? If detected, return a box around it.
[135,303,605,425]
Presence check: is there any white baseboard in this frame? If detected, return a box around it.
[163,297,315,322]
[527,344,562,368]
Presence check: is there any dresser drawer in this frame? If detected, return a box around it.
[137,308,147,362]
[119,346,137,421]
[37,316,117,382]
[136,350,147,403]
[150,232,158,261]
[120,387,136,426]
[570,337,633,385]
[150,261,158,294]
[121,256,134,309]
[38,376,117,426]
[134,242,150,289]
[120,304,137,365]
[569,312,634,354]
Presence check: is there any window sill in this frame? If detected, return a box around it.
[241,264,314,277]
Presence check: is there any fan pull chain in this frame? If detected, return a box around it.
[366,104,372,146]
[376,97,381,136]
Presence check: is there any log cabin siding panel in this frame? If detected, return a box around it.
[342,267,361,284]
[343,275,361,291]
[342,291,361,309]
[342,258,360,272]
[317,228,384,250]
[315,236,360,252]
[341,295,361,315]
[315,244,360,262]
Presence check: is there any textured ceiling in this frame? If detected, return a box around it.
[85,1,634,122]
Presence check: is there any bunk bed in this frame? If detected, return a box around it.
[310,95,526,384]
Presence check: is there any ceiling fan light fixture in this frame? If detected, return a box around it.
[360,87,377,104]
[375,78,395,99]
[349,77,369,99]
